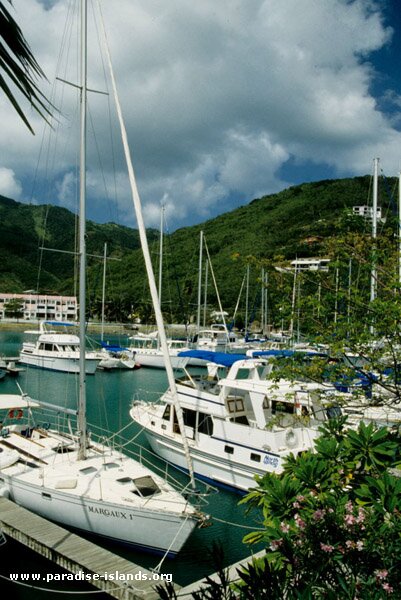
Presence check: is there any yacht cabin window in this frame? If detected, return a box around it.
[198,413,213,435]
[227,398,244,413]
[162,405,171,421]
[272,400,295,415]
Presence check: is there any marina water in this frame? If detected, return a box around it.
[0,330,262,597]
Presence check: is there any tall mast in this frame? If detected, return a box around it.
[369,157,379,335]
[245,264,249,338]
[101,242,107,343]
[196,230,203,334]
[203,258,208,328]
[77,0,88,460]
[399,170,401,286]
[158,204,164,309]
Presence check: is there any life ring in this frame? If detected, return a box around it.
[285,428,298,449]
[8,409,23,419]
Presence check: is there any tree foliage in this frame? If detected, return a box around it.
[236,420,401,598]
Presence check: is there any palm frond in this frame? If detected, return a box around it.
[0,0,52,133]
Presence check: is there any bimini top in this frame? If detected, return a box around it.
[44,321,75,327]
[248,349,328,359]
[100,342,129,352]
[0,394,40,410]
[178,349,250,368]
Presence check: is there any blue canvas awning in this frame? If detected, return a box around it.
[100,342,129,352]
[45,320,75,327]
[178,349,250,367]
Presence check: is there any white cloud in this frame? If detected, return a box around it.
[0,168,23,199]
[1,0,400,229]
[56,171,77,210]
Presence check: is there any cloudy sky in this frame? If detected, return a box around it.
[1,0,401,230]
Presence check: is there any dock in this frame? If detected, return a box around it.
[178,549,265,598]
[0,496,168,599]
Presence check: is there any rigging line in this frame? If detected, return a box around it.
[203,236,228,335]
[89,0,120,223]
[164,222,189,327]
[152,514,190,574]
[209,515,265,530]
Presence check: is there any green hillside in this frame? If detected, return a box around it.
[95,175,398,323]
[0,175,396,324]
[0,194,158,295]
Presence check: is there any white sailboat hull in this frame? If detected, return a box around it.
[5,477,196,555]
[134,351,188,369]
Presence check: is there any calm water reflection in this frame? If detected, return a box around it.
[0,330,263,595]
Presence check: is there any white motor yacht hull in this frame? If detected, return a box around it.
[19,351,99,374]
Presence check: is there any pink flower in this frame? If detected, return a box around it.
[313,509,326,521]
[320,543,334,553]
[382,582,393,594]
[280,522,290,533]
[344,514,356,526]
[270,538,283,551]
[345,500,353,513]
[356,540,363,551]
[293,501,300,509]
[294,514,306,530]
[345,540,354,549]
[375,570,388,580]
[356,507,365,524]
[296,495,305,502]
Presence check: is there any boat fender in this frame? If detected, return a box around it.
[285,428,298,449]
[0,486,10,498]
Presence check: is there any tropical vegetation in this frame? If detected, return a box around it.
[0,173,398,327]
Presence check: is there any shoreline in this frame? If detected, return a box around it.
[0,320,192,336]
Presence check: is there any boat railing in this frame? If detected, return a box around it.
[13,405,216,503]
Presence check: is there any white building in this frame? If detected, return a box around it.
[352,205,385,222]
[290,258,330,272]
[0,293,78,321]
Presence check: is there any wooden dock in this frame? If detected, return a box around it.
[178,549,265,598]
[0,496,169,599]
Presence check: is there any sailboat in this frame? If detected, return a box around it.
[0,0,204,556]
[127,207,193,368]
